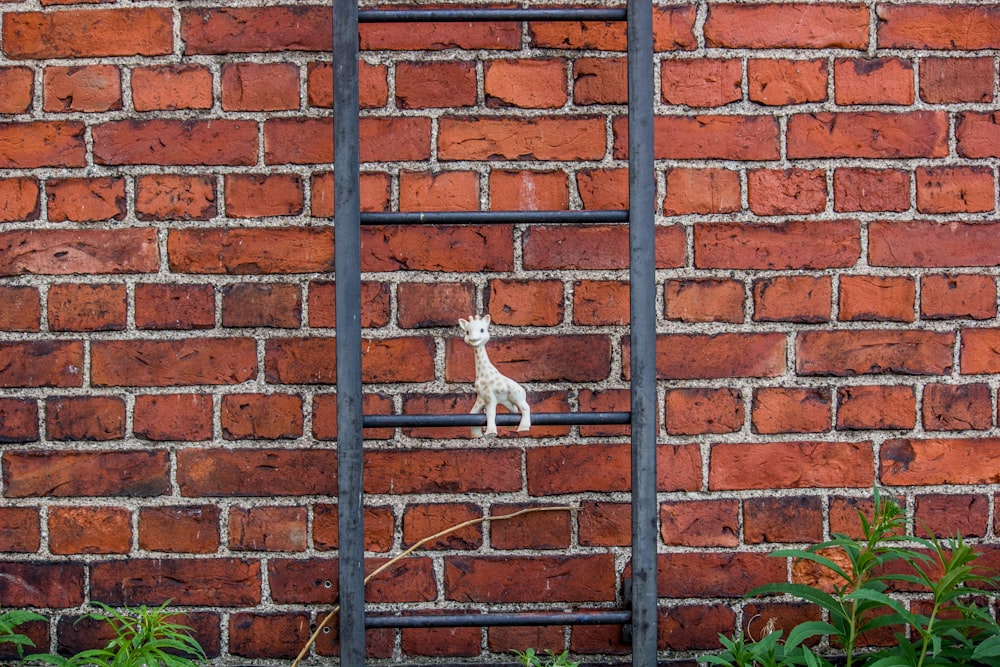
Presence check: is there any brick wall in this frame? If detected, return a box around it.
[2,0,1000,663]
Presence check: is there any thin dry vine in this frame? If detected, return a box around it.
[292,505,576,667]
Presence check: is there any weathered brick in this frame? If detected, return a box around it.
[267,556,435,604]
[620,115,779,161]
[836,385,916,431]
[576,168,628,210]
[747,168,826,215]
[838,275,916,322]
[920,57,994,104]
[444,554,615,603]
[527,443,702,495]
[0,507,40,552]
[664,279,744,323]
[0,122,86,168]
[363,225,514,272]
[661,59,741,107]
[229,613,310,660]
[0,562,84,607]
[396,61,476,109]
[440,116,605,161]
[401,625,482,658]
[180,6,331,54]
[753,276,832,323]
[402,503,482,550]
[487,279,564,326]
[136,174,216,221]
[644,333,785,380]
[573,57,627,105]
[788,112,948,159]
[705,3,869,48]
[922,383,992,431]
[833,168,910,213]
[138,506,220,553]
[222,283,301,328]
[914,494,989,539]
[177,449,337,496]
[752,387,831,434]
[664,387,743,435]
[46,396,125,441]
[661,499,738,547]
[229,506,307,552]
[0,341,83,388]
[748,58,827,105]
[490,504,571,550]
[489,627,564,655]
[656,552,786,598]
[486,58,568,109]
[220,393,303,440]
[313,503,394,552]
[135,283,215,330]
[882,438,1000,486]
[221,62,299,111]
[225,173,304,218]
[3,450,169,497]
[695,219,860,270]
[529,20,625,50]
[307,281,391,328]
[92,558,261,606]
[0,286,40,331]
[47,283,126,331]
[131,65,213,111]
[710,441,874,490]
[399,170,479,212]
[744,496,823,544]
[265,336,433,384]
[362,19,519,50]
[796,330,954,376]
[447,334,611,383]
[3,8,172,58]
[878,4,1000,50]
[366,448,521,494]
[659,604,737,651]
[578,500,630,547]
[0,67,33,113]
[397,282,474,330]
[134,393,213,442]
[92,339,256,387]
[921,274,997,320]
[663,167,740,215]
[45,176,126,223]
[310,171,391,217]
[0,177,40,223]
[0,397,39,443]
[957,112,1000,158]
[916,166,994,214]
[870,220,1000,267]
[573,280,629,326]
[93,119,257,166]
[48,506,131,554]
[834,58,913,105]
[524,225,685,270]
[357,117,433,162]
[169,228,334,274]
[307,61,388,109]
[489,170,569,210]
[43,65,121,112]
[56,612,220,659]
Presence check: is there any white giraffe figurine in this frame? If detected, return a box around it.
[458,314,531,436]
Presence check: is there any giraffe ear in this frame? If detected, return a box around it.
[483,314,491,326]
[458,318,468,331]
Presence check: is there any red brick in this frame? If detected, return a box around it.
[753,276,831,323]
[222,283,301,328]
[578,501,630,547]
[266,336,433,384]
[624,115,779,161]
[3,8,172,58]
[48,506,130,554]
[645,333,785,380]
[362,19,519,50]
[487,279,564,326]
[524,225,684,270]
[390,282,466,330]
[663,168,740,215]
[229,506,306,552]
[315,626,394,659]
[395,61,476,109]
[833,168,910,212]
[260,118,332,165]
[748,58,827,105]
[0,341,83,388]
[914,494,989,539]
[136,174,216,220]
[528,443,702,495]
[572,623,630,656]
[180,6,331,54]
[268,556,435,604]
[529,20,625,50]
[695,219,860,270]
[3,450,169,497]
[490,504,571,550]
[48,283,126,331]
[225,173,303,218]
[440,116,605,161]
[221,393,303,440]
[93,339,256,387]
[789,111,947,159]
[46,177,125,223]
[229,613,309,660]
[752,387,831,434]
[747,168,826,215]
[131,65,213,111]
[221,62,299,111]
[92,558,260,606]
[0,177,40,222]
[0,562,84,608]
[310,171,388,218]
[882,438,1000,486]
[963,330,1000,373]
[262,338,333,384]
[661,499,738,547]
[921,274,997,320]
[744,496,823,544]
[46,396,124,441]
[308,280,390,329]
[656,552,786,598]
[135,283,215,330]
[134,393,212,442]
[366,448,520,494]
[834,58,913,105]
[0,286,40,331]
[401,625,481,658]
[916,166,994,214]
[178,449,337,497]
[94,119,257,166]
[920,57,994,104]
[705,3,869,48]
[399,170,479,212]
[958,112,1000,158]
[796,330,954,376]
[829,496,901,539]
[922,383,992,431]
[659,604,737,651]
[485,58,567,109]
[447,334,610,383]
[43,65,121,112]
[313,504,394,552]
[836,385,916,430]
[402,503,482,550]
[444,554,615,603]
[576,168,627,210]
[139,506,220,553]
[573,57,627,105]
[489,627,564,655]
[169,227,333,274]
[0,121,87,168]
[664,279,744,323]
[307,61,388,109]
[489,170,569,210]
[573,280,629,326]
[664,387,743,435]
[0,67,33,113]
[363,225,514,272]
[355,117,432,163]
[870,220,1000,268]
[878,4,1000,50]
[0,507,40,552]
[0,398,39,443]
[710,441,874,490]
[838,275,916,322]
[661,59,740,107]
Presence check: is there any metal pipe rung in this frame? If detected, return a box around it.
[359,210,629,226]
[359,8,627,23]
[365,609,632,628]
[361,411,630,428]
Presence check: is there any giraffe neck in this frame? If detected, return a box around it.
[473,345,497,377]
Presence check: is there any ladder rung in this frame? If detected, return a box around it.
[359,8,627,23]
[359,210,629,226]
[366,609,631,628]
[362,411,630,428]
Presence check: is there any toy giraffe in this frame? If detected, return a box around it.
[458,315,531,436]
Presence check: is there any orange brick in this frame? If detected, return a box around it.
[573,279,629,326]
[836,385,916,431]
[489,170,568,210]
[229,506,306,552]
[0,177,40,223]
[576,168,627,210]
[838,275,915,322]
[399,170,479,212]
[221,62,299,111]
[487,279,564,326]
[748,59,827,105]
[573,57,627,104]
[49,506,131,555]
[131,65,212,111]
[921,274,997,320]
[834,57,914,105]
[664,279,744,323]
[751,387,831,434]
[747,168,826,215]
[0,67,33,113]
[225,173,303,218]
[0,286,40,331]
[664,387,743,435]
[920,57,994,104]
[46,177,126,223]
[753,275,831,323]
[47,283,126,331]
[43,65,121,112]
[922,383,992,432]
[916,166,994,214]
[661,499,738,547]
[663,168,740,215]
[485,58,567,109]
[833,168,910,213]
[661,59,741,107]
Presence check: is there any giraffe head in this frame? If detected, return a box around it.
[458,314,490,348]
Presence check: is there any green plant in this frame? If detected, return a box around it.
[0,609,45,658]
[27,601,205,667]
[514,647,580,667]
[702,488,1000,667]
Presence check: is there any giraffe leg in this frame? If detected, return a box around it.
[484,401,498,436]
[469,396,485,437]
[515,398,531,432]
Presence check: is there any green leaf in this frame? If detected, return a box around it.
[784,621,840,650]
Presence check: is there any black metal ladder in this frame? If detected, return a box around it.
[333,3,657,664]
